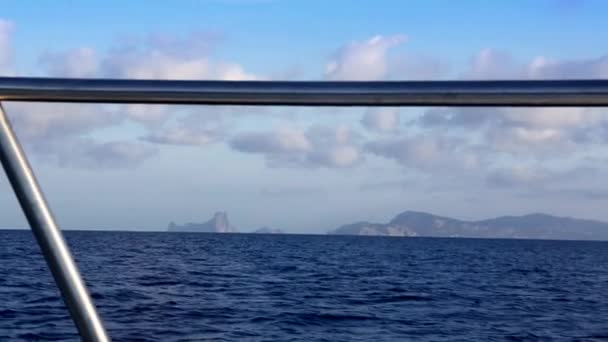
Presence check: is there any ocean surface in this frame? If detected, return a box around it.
[1,230,608,341]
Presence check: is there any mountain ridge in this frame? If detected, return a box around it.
[329,211,608,240]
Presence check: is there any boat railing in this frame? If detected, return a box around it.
[1,77,607,341]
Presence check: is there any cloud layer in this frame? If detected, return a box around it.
[2,17,608,197]
[3,23,260,169]
[230,125,363,168]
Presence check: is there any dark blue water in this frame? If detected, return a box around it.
[1,231,608,341]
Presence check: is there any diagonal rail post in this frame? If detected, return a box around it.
[0,103,109,341]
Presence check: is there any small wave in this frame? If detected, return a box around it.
[2,231,607,341]
[280,312,379,326]
[373,294,434,303]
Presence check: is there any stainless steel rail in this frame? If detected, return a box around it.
[0,104,109,342]
[0,77,607,341]
[1,77,608,106]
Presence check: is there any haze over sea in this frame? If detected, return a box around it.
[1,230,607,341]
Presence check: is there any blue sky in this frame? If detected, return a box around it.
[2,0,608,232]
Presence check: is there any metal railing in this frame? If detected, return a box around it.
[1,77,608,341]
[2,77,608,106]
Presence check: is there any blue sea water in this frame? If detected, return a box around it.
[1,230,608,341]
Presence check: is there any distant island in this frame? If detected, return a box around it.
[253,226,284,234]
[167,210,608,240]
[167,212,284,234]
[329,210,608,241]
[168,211,238,233]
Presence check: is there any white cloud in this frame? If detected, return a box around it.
[527,55,608,79]
[6,102,122,141]
[101,33,258,81]
[230,127,312,154]
[502,107,602,129]
[464,49,520,79]
[230,125,362,168]
[323,34,446,81]
[361,108,400,132]
[465,48,608,80]
[498,126,563,146]
[0,19,14,74]
[324,35,406,80]
[30,138,158,169]
[366,134,480,171]
[3,103,156,168]
[7,30,262,168]
[9,26,608,180]
[122,104,173,126]
[142,127,218,146]
[417,48,608,161]
[485,165,604,197]
[421,107,602,130]
[323,145,361,167]
[39,48,98,77]
[486,166,551,188]
[419,106,603,157]
[35,32,260,128]
[141,113,225,146]
[100,33,259,125]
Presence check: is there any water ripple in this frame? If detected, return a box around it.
[1,231,608,341]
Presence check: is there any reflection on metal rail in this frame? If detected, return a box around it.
[1,77,608,106]
[0,77,607,341]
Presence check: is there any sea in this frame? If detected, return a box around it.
[1,230,607,341]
